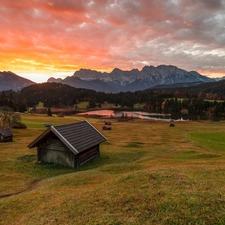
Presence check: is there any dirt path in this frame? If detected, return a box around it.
[0,178,43,199]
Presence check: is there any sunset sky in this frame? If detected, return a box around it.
[1,0,225,83]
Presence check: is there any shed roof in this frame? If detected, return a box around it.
[0,128,13,137]
[28,120,106,155]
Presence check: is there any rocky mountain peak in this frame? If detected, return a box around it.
[0,71,35,91]
[48,65,212,92]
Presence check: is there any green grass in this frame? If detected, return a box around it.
[1,114,225,224]
[188,132,225,152]
[76,101,89,108]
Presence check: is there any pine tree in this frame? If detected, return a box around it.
[47,108,52,116]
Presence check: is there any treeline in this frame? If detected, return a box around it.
[0,90,27,112]
[162,98,225,117]
[156,79,225,100]
[0,81,225,118]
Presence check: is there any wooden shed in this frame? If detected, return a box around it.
[28,120,106,168]
[0,128,13,142]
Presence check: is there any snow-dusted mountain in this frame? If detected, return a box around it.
[48,65,213,92]
[213,76,225,82]
[0,71,35,91]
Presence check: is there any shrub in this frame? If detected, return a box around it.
[12,122,27,129]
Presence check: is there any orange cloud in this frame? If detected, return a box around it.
[0,0,224,82]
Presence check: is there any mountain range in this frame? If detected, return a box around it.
[48,65,213,92]
[0,65,221,92]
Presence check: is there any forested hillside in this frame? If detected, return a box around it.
[0,80,225,118]
[19,83,97,107]
[155,79,225,100]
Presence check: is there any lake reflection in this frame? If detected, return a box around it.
[78,110,174,121]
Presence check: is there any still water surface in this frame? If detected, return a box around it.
[78,110,221,121]
[78,110,181,121]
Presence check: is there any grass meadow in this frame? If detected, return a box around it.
[1,113,225,224]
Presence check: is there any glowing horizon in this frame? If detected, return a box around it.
[1,0,225,82]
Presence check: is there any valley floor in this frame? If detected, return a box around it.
[1,114,225,224]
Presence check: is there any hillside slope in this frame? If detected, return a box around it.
[0,71,35,91]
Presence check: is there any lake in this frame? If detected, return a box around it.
[78,109,221,121]
[78,110,180,121]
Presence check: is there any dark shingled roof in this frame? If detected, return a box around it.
[0,128,13,137]
[28,120,106,155]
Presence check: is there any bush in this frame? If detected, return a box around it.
[12,122,27,129]
[57,112,64,117]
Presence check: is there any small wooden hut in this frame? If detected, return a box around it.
[105,121,112,125]
[45,122,52,127]
[102,125,112,130]
[28,120,106,168]
[0,128,13,142]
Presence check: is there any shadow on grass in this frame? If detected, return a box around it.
[0,155,76,199]
[2,147,149,199]
[17,154,36,163]
[79,150,148,173]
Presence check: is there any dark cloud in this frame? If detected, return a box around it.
[196,0,223,10]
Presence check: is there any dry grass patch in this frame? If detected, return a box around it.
[1,115,225,224]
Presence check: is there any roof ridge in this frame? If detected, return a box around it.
[53,120,85,128]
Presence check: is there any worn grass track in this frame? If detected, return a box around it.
[1,114,225,224]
